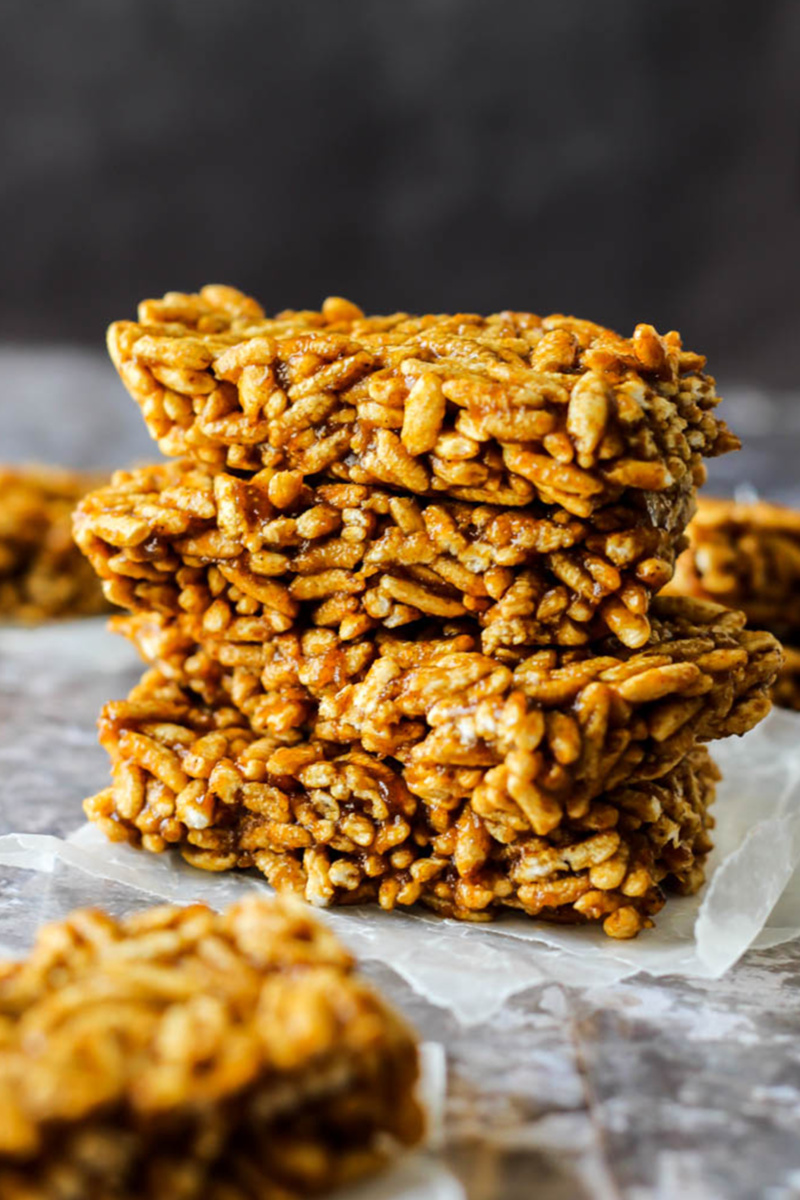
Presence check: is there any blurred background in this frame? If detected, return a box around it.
[1,0,799,491]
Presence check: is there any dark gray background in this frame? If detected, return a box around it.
[3,15,800,1199]
[1,0,799,388]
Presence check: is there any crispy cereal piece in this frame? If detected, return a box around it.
[83,671,717,937]
[0,896,423,1199]
[112,596,780,834]
[0,465,110,621]
[107,287,738,514]
[74,459,696,651]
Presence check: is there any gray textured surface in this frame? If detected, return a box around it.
[2,352,800,1198]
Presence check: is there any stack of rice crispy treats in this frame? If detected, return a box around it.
[74,286,783,939]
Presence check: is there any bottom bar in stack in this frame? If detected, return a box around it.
[85,670,719,939]
[0,897,423,1200]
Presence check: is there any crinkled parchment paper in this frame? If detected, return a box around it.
[1,620,800,1025]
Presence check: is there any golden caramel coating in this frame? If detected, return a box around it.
[84,669,717,938]
[75,460,695,652]
[0,465,110,621]
[0,896,422,1199]
[107,286,738,514]
[113,596,779,837]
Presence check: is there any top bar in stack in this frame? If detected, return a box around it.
[107,287,738,513]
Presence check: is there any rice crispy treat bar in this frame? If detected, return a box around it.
[666,497,800,710]
[107,286,738,514]
[84,670,717,938]
[0,465,110,621]
[75,460,696,653]
[668,496,800,633]
[0,896,423,1200]
[112,596,780,836]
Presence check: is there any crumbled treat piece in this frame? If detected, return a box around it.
[75,460,696,652]
[667,497,800,709]
[0,896,423,1199]
[83,671,717,938]
[0,465,111,621]
[668,497,800,633]
[110,595,778,836]
[107,286,738,513]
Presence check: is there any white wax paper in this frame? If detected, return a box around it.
[1,619,800,1025]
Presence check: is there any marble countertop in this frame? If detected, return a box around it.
[2,349,800,1199]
